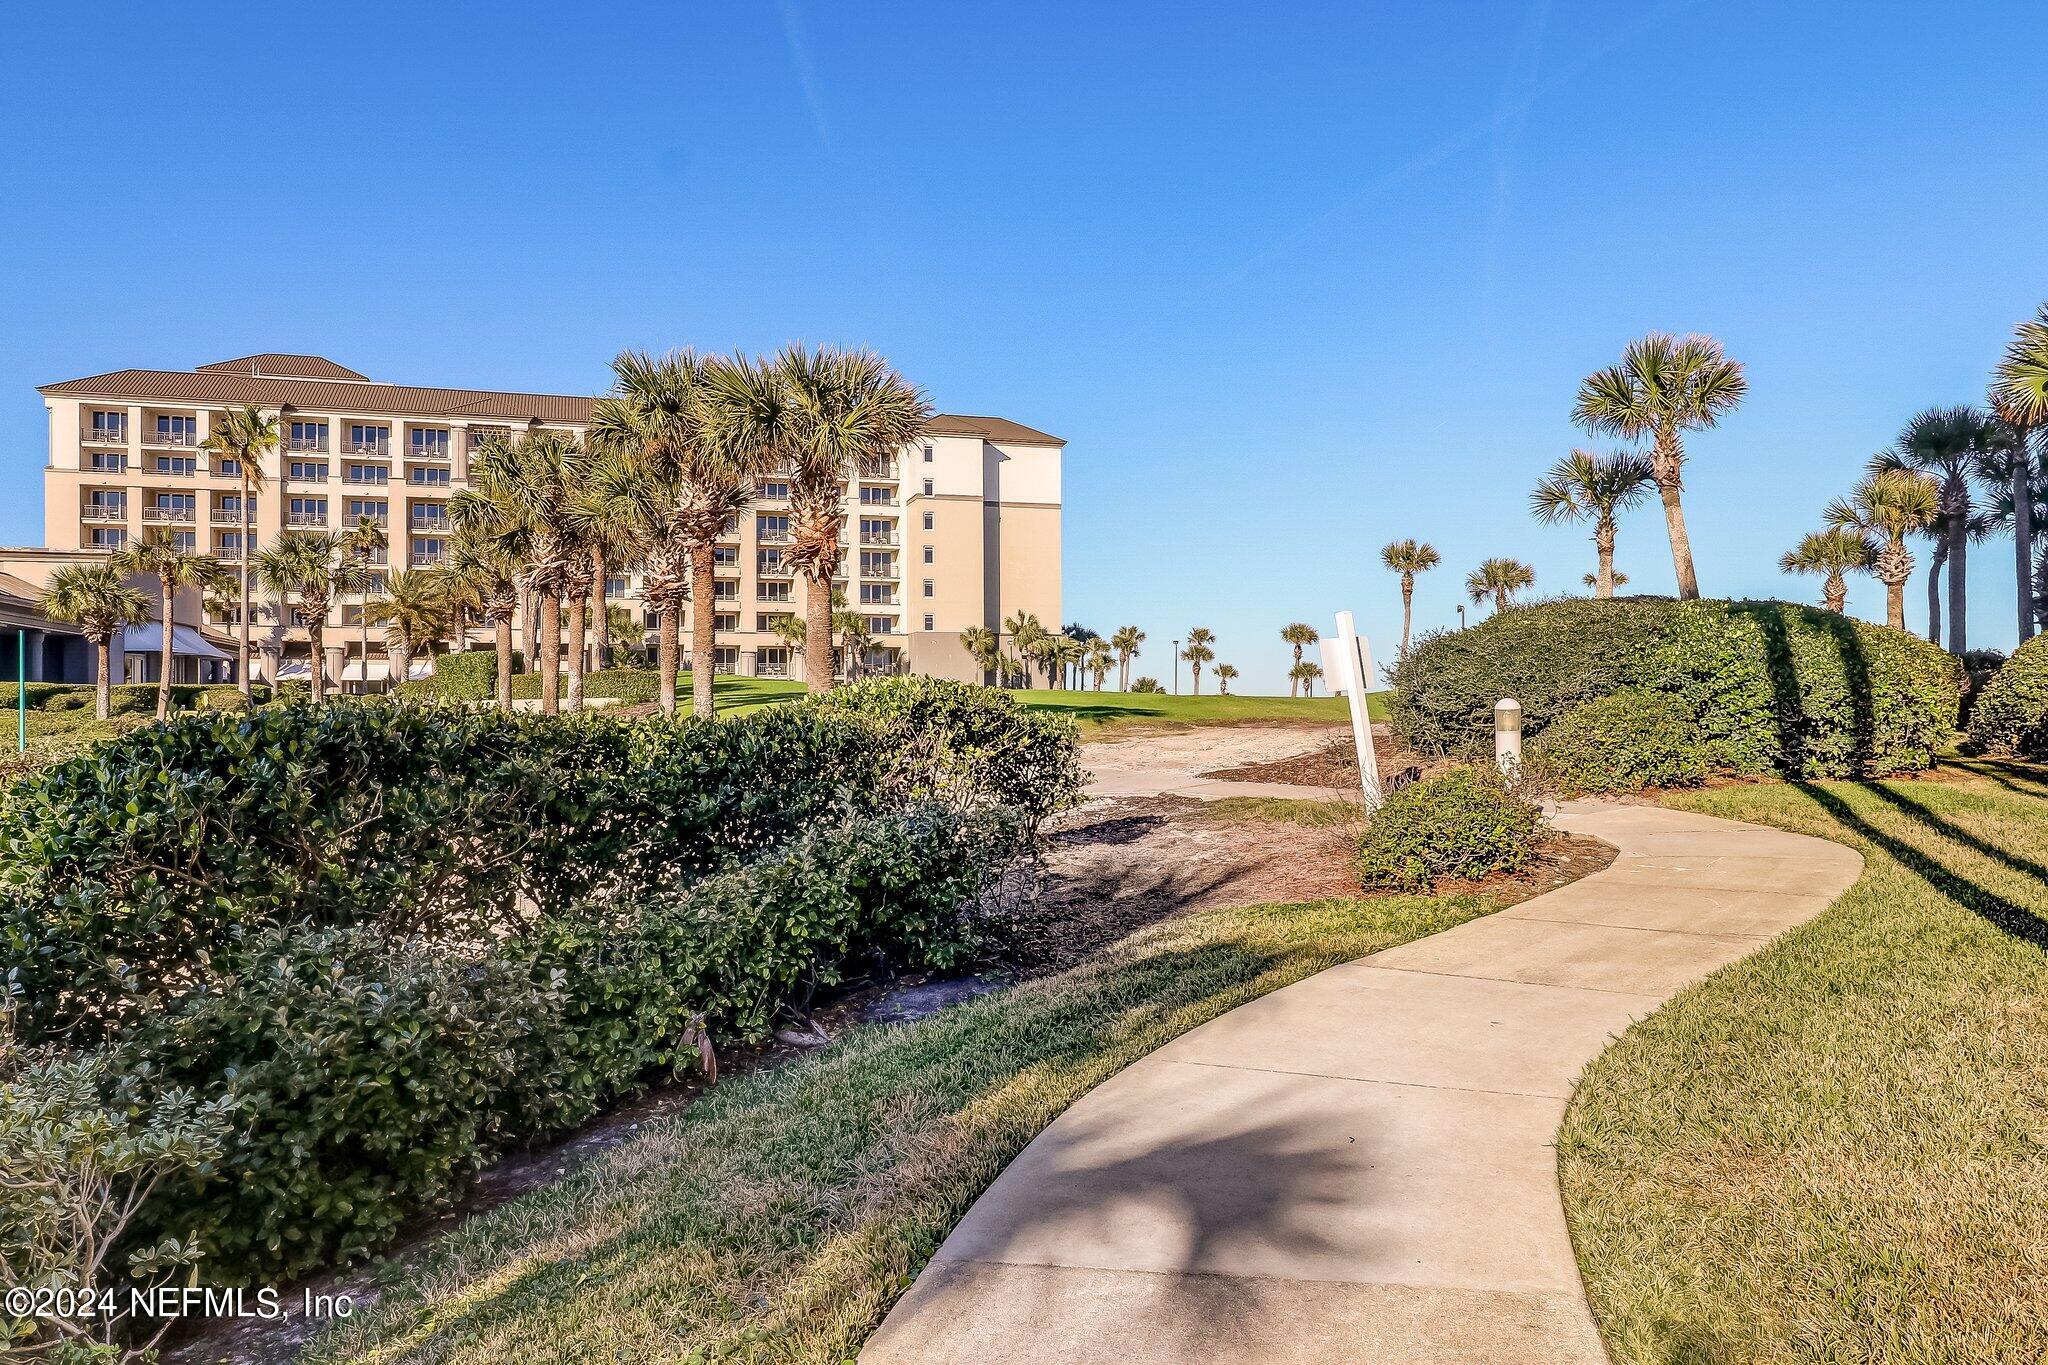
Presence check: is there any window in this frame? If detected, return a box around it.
[712,580,739,601]
[152,493,195,518]
[756,580,792,602]
[756,612,793,632]
[89,527,127,549]
[922,478,934,496]
[217,458,240,478]
[858,583,895,605]
[923,614,935,632]
[712,614,739,634]
[345,463,388,484]
[756,646,791,676]
[756,513,790,542]
[859,551,894,576]
[858,518,893,544]
[409,465,451,487]
[288,497,327,525]
[604,576,628,598]
[866,616,893,635]
[216,531,243,555]
[348,424,390,454]
[712,645,739,671]
[346,498,388,522]
[288,421,328,452]
[757,481,789,500]
[922,578,935,598]
[289,461,329,481]
[922,511,935,531]
[215,495,247,521]
[410,502,449,529]
[85,490,125,514]
[859,485,894,505]
[712,545,739,568]
[411,537,449,566]
[922,545,934,564]
[88,451,126,472]
[155,414,196,444]
[155,455,196,475]
[922,443,934,463]
[171,531,196,552]
[90,411,126,441]
[757,549,787,575]
[410,428,452,458]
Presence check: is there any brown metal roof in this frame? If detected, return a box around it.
[196,354,370,380]
[41,361,1063,444]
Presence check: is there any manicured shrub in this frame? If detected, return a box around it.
[1527,688,1709,794]
[418,648,512,701]
[1356,764,1543,892]
[1130,676,1164,693]
[1391,597,1959,778]
[1964,635,2048,756]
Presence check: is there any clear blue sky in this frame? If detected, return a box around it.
[4,2,2042,694]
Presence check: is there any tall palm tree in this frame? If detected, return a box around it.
[1215,663,1239,695]
[1004,610,1050,685]
[364,569,451,692]
[834,609,875,681]
[1181,628,1215,695]
[453,430,588,716]
[448,534,520,707]
[201,404,277,696]
[40,563,150,719]
[1280,623,1320,696]
[1996,304,2048,643]
[959,624,1001,680]
[1290,660,1322,697]
[1378,540,1439,655]
[1111,625,1145,691]
[1042,634,1083,690]
[1465,558,1535,614]
[1780,528,1877,615]
[1528,449,1655,598]
[1827,469,1941,631]
[1084,637,1114,690]
[1872,406,2000,653]
[768,611,809,662]
[340,515,388,693]
[700,347,931,695]
[1572,333,1748,599]
[254,532,343,703]
[110,530,229,719]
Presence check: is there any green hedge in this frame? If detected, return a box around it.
[1390,598,1959,780]
[1964,636,2048,757]
[1356,765,1543,892]
[1528,689,1711,795]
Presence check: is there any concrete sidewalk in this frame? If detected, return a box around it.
[862,801,1862,1364]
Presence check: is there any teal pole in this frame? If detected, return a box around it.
[16,632,24,752]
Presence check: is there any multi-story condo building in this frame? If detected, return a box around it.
[34,353,1063,686]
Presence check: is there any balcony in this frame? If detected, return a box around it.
[344,471,389,486]
[353,511,390,527]
[83,427,129,446]
[145,429,198,448]
[211,509,248,525]
[757,560,793,578]
[410,552,448,569]
[859,532,898,546]
[757,531,792,545]
[858,594,901,607]
[286,512,328,527]
[857,495,900,509]
[286,437,329,453]
[408,445,453,462]
[143,505,196,524]
[345,440,390,457]
[861,562,900,580]
[410,518,451,534]
[858,459,897,479]
[80,505,127,523]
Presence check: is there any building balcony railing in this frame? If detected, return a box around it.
[152,463,198,477]
[345,440,390,456]
[287,512,328,527]
[142,506,196,523]
[859,532,898,546]
[286,438,328,453]
[210,508,248,525]
[410,553,448,569]
[857,497,900,509]
[858,459,897,479]
[343,473,389,486]
[145,430,198,448]
[860,563,900,580]
[354,512,390,527]
[408,446,453,461]
[410,519,451,533]
[857,594,901,607]
[83,428,129,446]
[80,506,127,523]
[757,531,792,545]
[757,561,793,578]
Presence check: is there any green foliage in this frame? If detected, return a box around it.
[1355,765,1543,892]
[1129,676,1165,694]
[1391,597,1959,778]
[1964,635,2048,756]
[416,649,510,701]
[1527,689,1710,794]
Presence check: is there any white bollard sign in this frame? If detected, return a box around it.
[1319,611,1384,808]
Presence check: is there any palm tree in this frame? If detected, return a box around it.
[340,515,388,693]
[1572,333,1748,599]
[1110,625,1145,691]
[1378,540,1439,655]
[201,404,277,697]
[453,430,589,716]
[1084,637,1114,690]
[701,347,930,695]
[1280,623,1320,696]
[768,611,809,661]
[1780,528,1877,615]
[1872,406,2000,653]
[1215,663,1239,695]
[1042,634,1084,689]
[1181,628,1215,695]
[363,570,451,692]
[1004,611,1050,686]
[110,530,229,719]
[1827,469,1941,631]
[1996,304,2048,643]
[447,535,520,707]
[1528,449,1654,598]
[1290,660,1322,697]
[254,532,343,703]
[1465,558,1535,614]
[40,563,149,719]
[959,624,1000,681]
[1581,571,1631,589]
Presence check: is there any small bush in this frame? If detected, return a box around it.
[1356,765,1543,892]
[1965,636,2048,756]
[1130,676,1164,694]
[1527,689,1710,794]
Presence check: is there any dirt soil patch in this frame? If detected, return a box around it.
[1201,723,1453,789]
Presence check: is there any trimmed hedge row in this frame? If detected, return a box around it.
[1963,635,2048,756]
[1391,597,1960,780]
[1527,689,1710,795]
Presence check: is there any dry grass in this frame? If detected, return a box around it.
[303,888,1506,1364]
[1560,760,2048,1364]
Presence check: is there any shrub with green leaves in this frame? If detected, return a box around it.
[1390,597,1958,778]
[1356,764,1543,892]
[1964,635,2048,756]
[1527,688,1711,794]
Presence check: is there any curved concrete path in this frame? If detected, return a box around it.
[863,801,1862,1364]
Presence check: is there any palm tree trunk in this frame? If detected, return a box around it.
[658,607,681,716]
[1946,500,1967,654]
[494,616,513,709]
[803,572,833,694]
[156,579,173,720]
[591,552,610,670]
[308,616,326,704]
[1119,655,1129,691]
[1926,540,1946,645]
[391,638,412,695]
[238,476,253,697]
[690,543,718,719]
[521,590,537,677]
[1595,520,1616,599]
[95,636,112,720]
[1657,473,1700,600]
[1400,576,1415,652]
[538,593,560,715]
[1888,578,1906,632]
[1191,666,1201,696]
[1824,572,1847,615]
[2017,427,2035,644]
[1495,587,1509,614]
[566,591,587,711]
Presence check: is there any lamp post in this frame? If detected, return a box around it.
[1171,638,1180,695]
[1456,605,1466,631]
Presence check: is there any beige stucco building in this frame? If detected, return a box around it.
[31,353,1063,687]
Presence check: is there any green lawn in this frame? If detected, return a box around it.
[674,675,1382,729]
[305,884,1500,1365]
[1560,761,2048,1364]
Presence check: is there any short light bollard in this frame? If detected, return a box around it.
[1494,698,1522,779]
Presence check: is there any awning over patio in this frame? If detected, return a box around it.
[119,624,231,660]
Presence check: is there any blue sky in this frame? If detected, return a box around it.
[3,2,2043,693]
